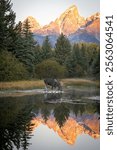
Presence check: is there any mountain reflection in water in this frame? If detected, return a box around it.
[0,90,100,150]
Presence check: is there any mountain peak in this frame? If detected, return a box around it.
[86,12,100,22]
[63,5,79,17]
[67,5,78,11]
[34,5,85,36]
[55,5,85,35]
[27,6,100,44]
[23,16,41,32]
[26,16,36,19]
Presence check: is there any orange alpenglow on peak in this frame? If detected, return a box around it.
[22,5,100,44]
[30,117,100,145]
[86,13,100,40]
[26,5,86,36]
[64,5,79,16]
[23,16,41,32]
[55,5,85,35]
[63,5,79,15]
[86,12,100,22]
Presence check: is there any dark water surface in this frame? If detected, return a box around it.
[0,88,100,150]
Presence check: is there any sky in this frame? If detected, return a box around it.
[11,0,100,26]
[29,125,99,150]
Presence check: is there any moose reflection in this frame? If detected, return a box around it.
[44,92,62,102]
[0,92,100,150]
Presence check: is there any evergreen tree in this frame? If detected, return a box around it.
[0,0,16,51]
[55,33,71,65]
[87,43,99,75]
[34,44,43,65]
[41,36,52,60]
[65,52,77,77]
[12,21,23,53]
[65,43,85,77]
[78,43,89,73]
[22,19,32,38]
[14,19,36,77]
[65,43,100,77]
[92,52,100,79]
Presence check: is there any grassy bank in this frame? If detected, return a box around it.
[0,78,99,90]
[0,80,44,90]
[62,78,100,88]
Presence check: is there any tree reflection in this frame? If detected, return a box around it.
[54,104,70,127]
[72,104,85,116]
[43,93,70,127]
[41,105,50,122]
[0,99,34,150]
[0,92,100,149]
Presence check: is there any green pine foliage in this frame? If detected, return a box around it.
[92,52,100,79]
[0,0,100,81]
[55,33,71,65]
[34,45,43,65]
[65,43,100,78]
[14,19,36,77]
[0,0,16,51]
[41,36,52,60]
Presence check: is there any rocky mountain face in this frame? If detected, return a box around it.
[86,13,100,40]
[23,5,100,45]
[69,12,100,43]
[34,5,85,35]
[30,114,100,145]
[56,5,85,35]
[23,16,41,32]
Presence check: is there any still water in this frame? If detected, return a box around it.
[0,88,100,150]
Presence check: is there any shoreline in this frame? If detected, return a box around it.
[0,78,99,91]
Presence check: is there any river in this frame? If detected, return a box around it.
[0,87,100,150]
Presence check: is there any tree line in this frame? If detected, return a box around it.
[0,0,100,81]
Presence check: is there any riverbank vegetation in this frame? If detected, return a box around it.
[0,79,99,90]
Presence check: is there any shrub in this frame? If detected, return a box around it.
[0,51,28,81]
[35,59,66,79]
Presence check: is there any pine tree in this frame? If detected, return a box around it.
[34,44,43,65]
[14,19,36,77]
[55,33,71,65]
[86,43,100,76]
[0,0,16,51]
[92,51,100,79]
[65,43,84,77]
[22,19,32,38]
[12,21,23,53]
[41,36,52,60]
[79,43,88,72]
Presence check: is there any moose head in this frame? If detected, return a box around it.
[44,78,62,91]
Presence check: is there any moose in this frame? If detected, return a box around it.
[44,78,62,92]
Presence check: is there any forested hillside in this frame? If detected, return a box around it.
[0,0,100,81]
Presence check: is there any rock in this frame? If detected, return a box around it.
[22,6,100,45]
[23,16,41,32]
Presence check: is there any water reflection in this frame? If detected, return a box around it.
[0,90,100,150]
[0,98,34,150]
